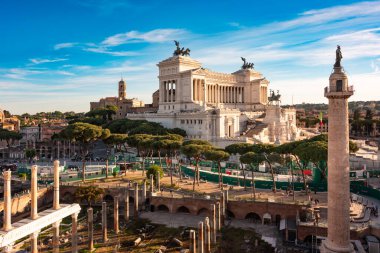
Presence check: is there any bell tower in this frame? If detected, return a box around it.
[320,46,354,253]
[118,78,126,100]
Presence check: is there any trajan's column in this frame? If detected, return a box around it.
[320,46,354,253]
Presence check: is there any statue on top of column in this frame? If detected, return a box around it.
[173,41,191,56]
[334,45,343,68]
[241,57,254,69]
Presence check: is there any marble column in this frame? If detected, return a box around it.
[114,196,119,234]
[125,189,130,222]
[52,220,61,253]
[166,81,170,103]
[31,165,38,220]
[190,230,196,253]
[216,202,221,231]
[211,204,216,244]
[30,231,39,253]
[71,212,78,253]
[53,160,60,210]
[87,208,94,251]
[204,217,211,253]
[134,183,139,220]
[102,202,108,242]
[170,81,174,102]
[3,170,12,231]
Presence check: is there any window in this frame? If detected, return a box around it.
[336,80,343,91]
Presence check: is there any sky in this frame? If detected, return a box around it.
[1,0,380,114]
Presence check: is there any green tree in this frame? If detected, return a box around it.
[225,143,253,190]
[204,149,230,188]
[127,134,153,176]
[0,129,22,159]
[181,142,212,191]
[75,186,104,207]
[240,152,265,200]
[250,144,281,193]
[146,165,164,183]
[25,149,37,163]
[104,133,128,178]
[60,123,110,182]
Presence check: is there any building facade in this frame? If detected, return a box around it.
[127,51,300,147]
[90,79,157,119]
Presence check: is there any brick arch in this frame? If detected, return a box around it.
[197,208,210,216]
[245,212,261,223]
[177,206,191,214]
[157,204,170,212]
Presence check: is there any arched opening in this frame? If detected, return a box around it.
[150,205,155,212]
[145,198,150,205]
[177,206,190,214]
[275,215,281,226]
[245,212,261,223]
[263,213,272,225]
[197,208,209,216]
[103,194,114,204]
[226,210,235,219]
[129,196,135,203]
[157,205,169,212]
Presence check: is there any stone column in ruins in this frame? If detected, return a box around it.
[189,229,196,253]
[125,188,130,222]
[114,196,119,234]
[3,170,12,231]
[71,212,79,253]
[198,221,204,253]
[150,174,154,193]
[30,231,39,253]
[211,204,216,244]
[52,220,61,253]
[204,217,211,253]
[216,202,221,231]
[31,165,38,220]
[142,179,147,204]
[53,160,60,210]
[134,182,139,220]
[220,192,226,226]
[87,208,94,251]
[156,171,161,192]
[102,202,108,242]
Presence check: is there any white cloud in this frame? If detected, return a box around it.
[54,42,77,50]
[83,47,139,56]
[29,58,68,65]
[101,29,187,46]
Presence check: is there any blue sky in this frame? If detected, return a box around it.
[1,0,380,114]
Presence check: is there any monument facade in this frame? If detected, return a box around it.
[127,42,300,147]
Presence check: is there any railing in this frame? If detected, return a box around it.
[324,85,354,93]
